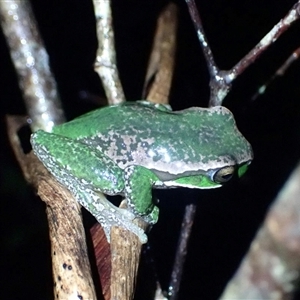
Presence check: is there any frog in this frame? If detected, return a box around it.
[30,100,253,243]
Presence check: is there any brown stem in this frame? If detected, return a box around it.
[143,3,178,104]
[110,218,148,300]
[168,204,197,300]
[90,224,111,300]
[6,115,97,299]
[220,162,300,299]
[2,1,97,297]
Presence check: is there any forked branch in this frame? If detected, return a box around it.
[185,0,300,106]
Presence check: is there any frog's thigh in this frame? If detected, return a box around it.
[124,165,159,224]
[32,131,124,194]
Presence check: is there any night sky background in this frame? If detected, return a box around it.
[1,0,300,299]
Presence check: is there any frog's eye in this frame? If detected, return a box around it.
[213,166,235,183]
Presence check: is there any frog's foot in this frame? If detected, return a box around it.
[124,165,160,225]
[140,206,159,225]
[76,189,148,244]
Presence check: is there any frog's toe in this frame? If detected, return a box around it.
[141,206,159,225]
[95,205,148,244]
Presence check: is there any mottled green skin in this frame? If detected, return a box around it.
[50,101,252,176]
[31,101,253,243]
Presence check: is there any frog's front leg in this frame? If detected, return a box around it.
[31,130,148,243]
[124,165,160,224]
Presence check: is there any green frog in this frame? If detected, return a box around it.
[31,101,253,243]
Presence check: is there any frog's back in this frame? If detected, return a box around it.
[53,102,253,174]
[52,101,173,139]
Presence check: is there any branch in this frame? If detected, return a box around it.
[144,5,196,299]
[185,0,219,78]
[143,3,178,104]
[252,47,300,100]
[110,214,148,300]
[168,204,197,300]
[185,0,229,106]
[1,1,98,298]
[227,2,300,84]
[6,115,97,299]
[0,0,65,131]
[93,0,125,105]
[91,1,150,299]
[220,162,300,299]
[185,0,300,106]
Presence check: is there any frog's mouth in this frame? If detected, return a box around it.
[152,169,222,189]
[155,175,222,189]
[151,168,205,182]
[151,167,234,182]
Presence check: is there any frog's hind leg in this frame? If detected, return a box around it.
[31,131,148,243]
[31,130,124,194]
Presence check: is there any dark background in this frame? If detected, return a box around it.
[1,0,300,299]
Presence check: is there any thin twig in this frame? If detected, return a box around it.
[0,0,65,132]
[227,2,300,84]
[185,0,231,106]
[217,1,300,105]
[252,47,300,100]
[93,0,125,105]
[168,204,197,300]
[185,0,218,78]
[185,0,300,106]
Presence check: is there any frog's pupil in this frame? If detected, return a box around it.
[222,174,233,181]
[213,166,235,183]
